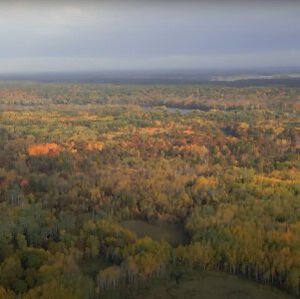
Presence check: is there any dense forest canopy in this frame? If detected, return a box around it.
[0,83,299,298]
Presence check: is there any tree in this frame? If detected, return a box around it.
[97,265,122,291]
[0,286,15,299]
[286,268,299,295]
[0,255,23,289]
[23,281,81,299]
[85,235,99,258]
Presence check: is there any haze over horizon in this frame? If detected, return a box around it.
[1,0,300,73]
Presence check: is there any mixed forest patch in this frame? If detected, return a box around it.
[0,83,299,298]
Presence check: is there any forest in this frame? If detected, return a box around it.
[0,82,299,298]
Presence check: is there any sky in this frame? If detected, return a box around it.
[0,0,300,73]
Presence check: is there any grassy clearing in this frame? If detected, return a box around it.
[100,270,295,299]
[139,271,295,299]
[121,220,188,246]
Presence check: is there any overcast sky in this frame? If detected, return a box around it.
[0,0,300,73]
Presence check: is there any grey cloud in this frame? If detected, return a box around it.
[0,0,299,72]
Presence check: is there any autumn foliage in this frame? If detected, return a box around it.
[0,83,299,298]
[27,143,61,156]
